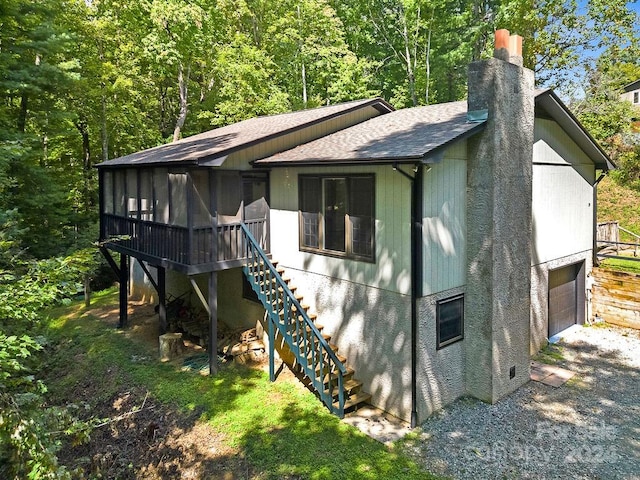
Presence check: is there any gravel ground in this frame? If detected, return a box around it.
[402,324,640,480]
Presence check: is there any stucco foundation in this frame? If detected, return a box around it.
[417,287,466,422]
[279,267,413,421]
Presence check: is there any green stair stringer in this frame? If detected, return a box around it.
[239,223,346,417]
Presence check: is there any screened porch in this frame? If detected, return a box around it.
[99,167,270,274]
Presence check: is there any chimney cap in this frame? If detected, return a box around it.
[494,29,523,65]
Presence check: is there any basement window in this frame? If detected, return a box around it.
[437,294,464,349]
[298,174,375,261]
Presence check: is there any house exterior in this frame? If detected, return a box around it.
[97,30,613,425]
[621,79,640,106]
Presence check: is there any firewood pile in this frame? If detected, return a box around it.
[217,326,266,365]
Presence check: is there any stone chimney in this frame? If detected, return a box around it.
[464,30,534,403]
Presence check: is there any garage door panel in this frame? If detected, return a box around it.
[548,263,582,337]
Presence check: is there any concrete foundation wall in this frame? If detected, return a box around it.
[416,286,466,422]
[530,251,592,353]
[281,267,413,421]
[129,259,158,303]
[180,269,264,331]
[130,260,262,332]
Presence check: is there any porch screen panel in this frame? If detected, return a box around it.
[192,169,212,227]
[300,176,321,249]
[349,176,374,258]
[139,170,153,221]
[126,170,138,218]
[114,170,126,216]
[243,175,268,221]
[153,168,169,224]
[217,171,242,219]
[103,170,114,214]
[169,172,187,227]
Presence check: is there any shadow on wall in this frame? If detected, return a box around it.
[298,248,414,421]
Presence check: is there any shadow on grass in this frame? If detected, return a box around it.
[239,401,436,480]
[44,292,439,479]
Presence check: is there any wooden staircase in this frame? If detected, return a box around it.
[239,224,370,417]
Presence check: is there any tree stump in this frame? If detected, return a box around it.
[159,332,184,362]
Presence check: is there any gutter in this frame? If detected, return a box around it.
[593,172,608,266]
[392,162,423,428]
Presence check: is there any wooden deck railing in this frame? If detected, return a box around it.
[102,214,268,266]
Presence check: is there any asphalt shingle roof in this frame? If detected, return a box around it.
[97,98,391,168]
[254,101,485,166]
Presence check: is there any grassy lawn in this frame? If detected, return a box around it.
[43,288,438,479]
[599,257,640,275]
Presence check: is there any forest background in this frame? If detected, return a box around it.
[0,0,639,478]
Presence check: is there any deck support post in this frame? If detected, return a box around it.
[208,271,218,375]
[158,267,167,334]
[268,316,275,382]
[118,253,128,328]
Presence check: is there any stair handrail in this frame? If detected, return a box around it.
[239,223,346,414]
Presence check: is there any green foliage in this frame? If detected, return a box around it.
[0,249,103,479]
[0,333,87,480]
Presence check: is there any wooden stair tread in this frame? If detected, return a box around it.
[333,391,371,410]
[322,367,354,384]
[324,378,362,397]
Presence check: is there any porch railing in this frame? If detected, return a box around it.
[102,214,268,266]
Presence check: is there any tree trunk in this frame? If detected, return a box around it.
[101,92,108,162]
[18,93,28,133]
[402,12,418,107]
[76,119,92,211]
[297,5,307,108]
[173,62,189,142]
[425,8,434,105]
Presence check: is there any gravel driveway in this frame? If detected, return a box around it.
[402,324,640,479]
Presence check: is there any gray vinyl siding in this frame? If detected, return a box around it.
[269,143,468,296]
[533,118,593,166]
[421,144,467,296]
[269,164,412,295]
[532,118,596,265]
[223,106,383,170]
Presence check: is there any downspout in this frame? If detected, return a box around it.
[593,172,607,266]
[393,162,423,428]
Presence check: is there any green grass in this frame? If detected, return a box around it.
[599,257,640,275]
[533,342,565,365]
[43,290,440,480]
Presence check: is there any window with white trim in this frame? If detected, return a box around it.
[299,175,375,261]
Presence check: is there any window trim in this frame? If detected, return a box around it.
[436,294,464,349]
[298,174,375,263]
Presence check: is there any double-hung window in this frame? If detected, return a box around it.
[299,174,375,261]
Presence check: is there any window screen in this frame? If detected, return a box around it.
[437,295,464,349]
[299,175,374,260]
